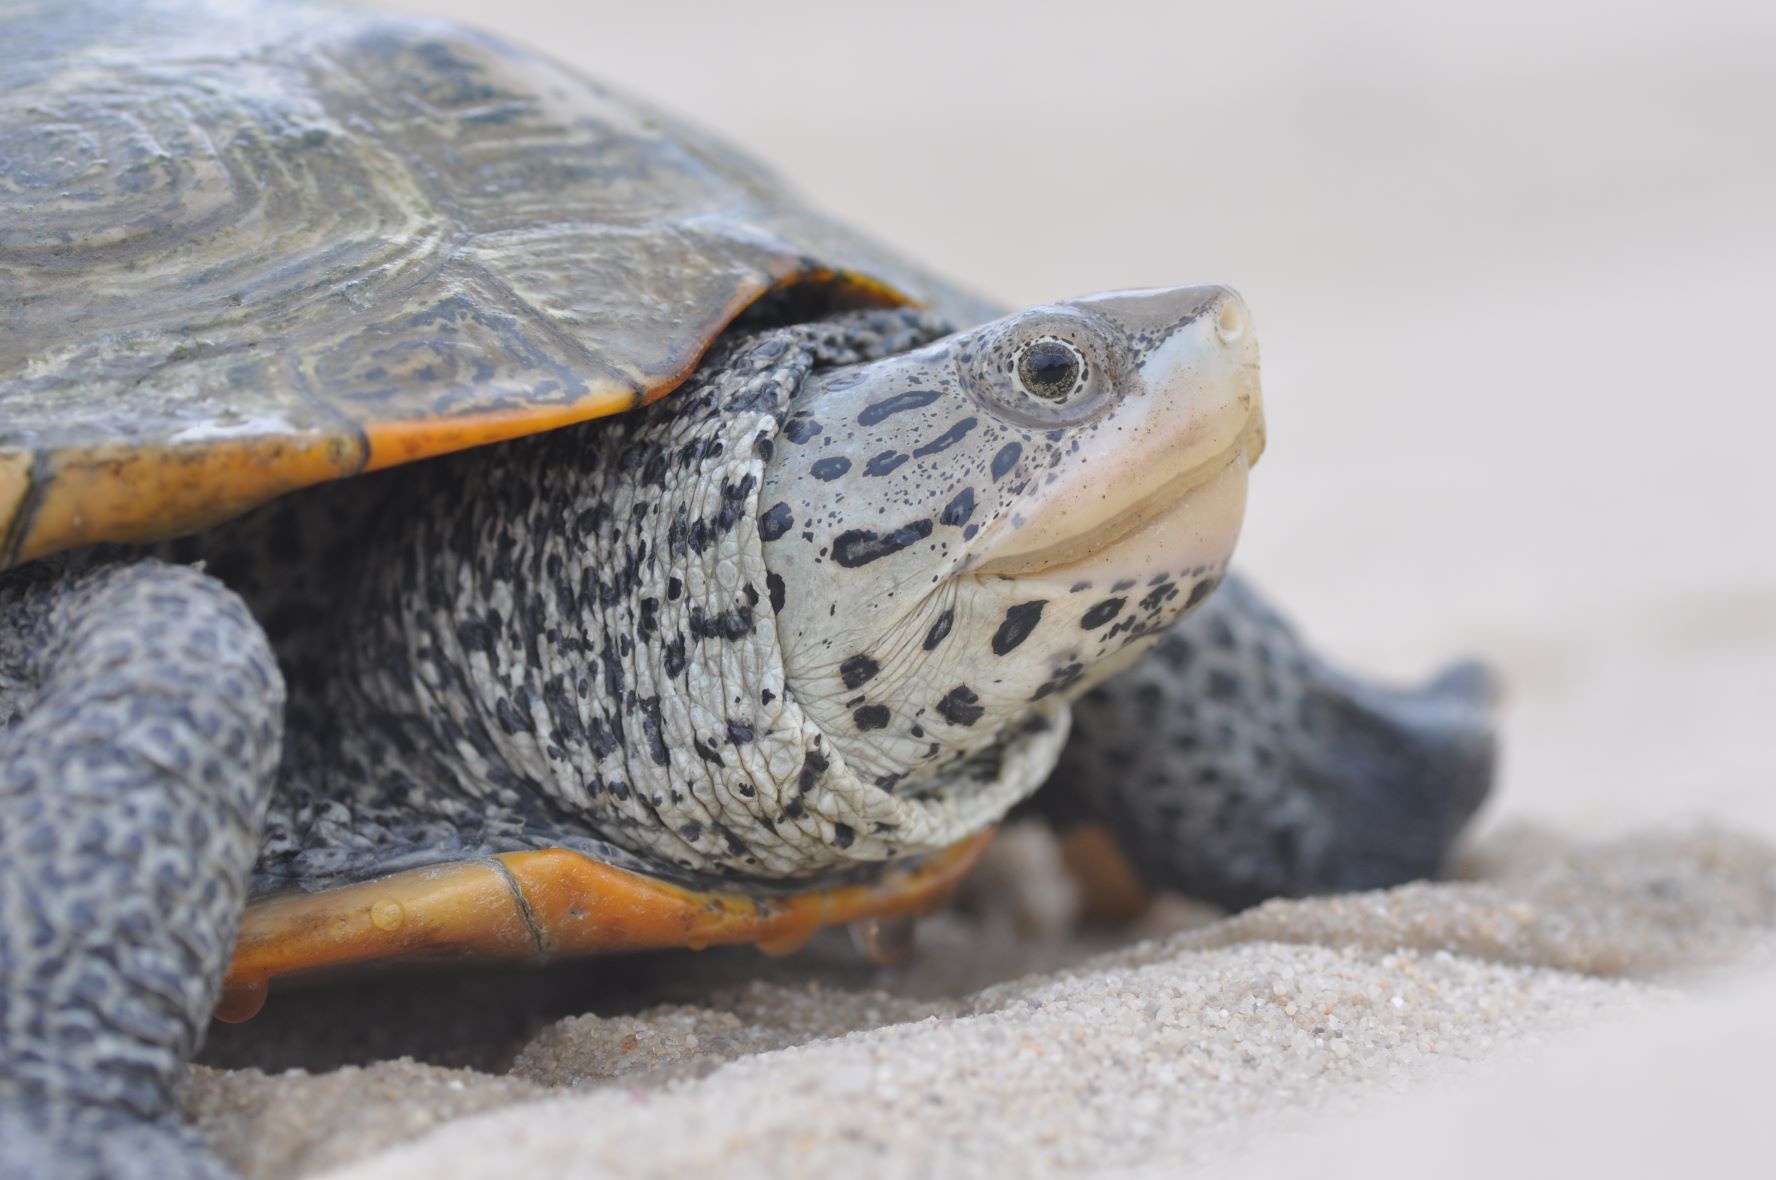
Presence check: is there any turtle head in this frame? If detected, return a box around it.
[761,285,1264,792]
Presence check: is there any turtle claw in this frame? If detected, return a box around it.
[849,915,919,965]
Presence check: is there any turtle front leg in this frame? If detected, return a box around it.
[0,561,283,1179]
[1041,574,1496,912]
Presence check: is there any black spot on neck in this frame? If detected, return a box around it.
[852,703,891,730]
[797,747,830,793]
[1080,597,1125,629]
[811,456,852,481]
[991,600,1046,655]
[936,685,984,726]
[831,520,934,567]
[923,608,954,650]
[839,653,880,689]
[758,502,795,541]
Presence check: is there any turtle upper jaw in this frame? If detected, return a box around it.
[970,286,1263,586]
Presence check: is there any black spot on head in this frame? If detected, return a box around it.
[784,415,822,443]
[936,685,984,727]
[1080,597,1125,630]
[831,520,934,567]
[923,608,954,650]
[839,654,880,689]
[940,487,976,527]
[991,600,1047,655]
[811,456,852,481]
[759,502,795,542]
[991,442,1022,481]
[853,704,891,730]
[766,571,786,614]
[865,450,909,477]
[913,416,978,458]
[725,720,755,745]
[858,388,942,425]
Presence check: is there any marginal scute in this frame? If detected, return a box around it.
[219,832,995,1018]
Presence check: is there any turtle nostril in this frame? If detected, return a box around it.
[1215,298,1247,344]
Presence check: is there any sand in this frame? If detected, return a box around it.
[182,826,1776,1179]
[179,0,1776,1175]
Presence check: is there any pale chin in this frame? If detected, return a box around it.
[1005,449,1248,593]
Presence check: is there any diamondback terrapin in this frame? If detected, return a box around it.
[0,1,1496,1176]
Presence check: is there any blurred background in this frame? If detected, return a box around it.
[370,0,1776,840]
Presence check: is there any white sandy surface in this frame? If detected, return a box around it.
[185,0,1776,1176]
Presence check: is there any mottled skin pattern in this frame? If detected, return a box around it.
[0,562,282,1179]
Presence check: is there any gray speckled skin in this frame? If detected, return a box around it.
[0,561,282,1179]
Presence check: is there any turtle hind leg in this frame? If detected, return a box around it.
[1041,574,1496,912]
[0,560,284,1178]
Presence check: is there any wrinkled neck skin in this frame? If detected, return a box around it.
[318,311,1069,884]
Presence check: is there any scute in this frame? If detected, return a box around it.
[0,0,990,565]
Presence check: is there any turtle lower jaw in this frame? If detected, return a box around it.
[969,437,1254,589]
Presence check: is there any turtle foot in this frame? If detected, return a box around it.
[1041,574,1498,911]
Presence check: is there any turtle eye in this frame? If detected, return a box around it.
[1013,337,1086,402]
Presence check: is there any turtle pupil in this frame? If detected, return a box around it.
[1017,340,1081,400]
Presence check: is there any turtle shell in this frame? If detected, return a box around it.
[0,0,991,568]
